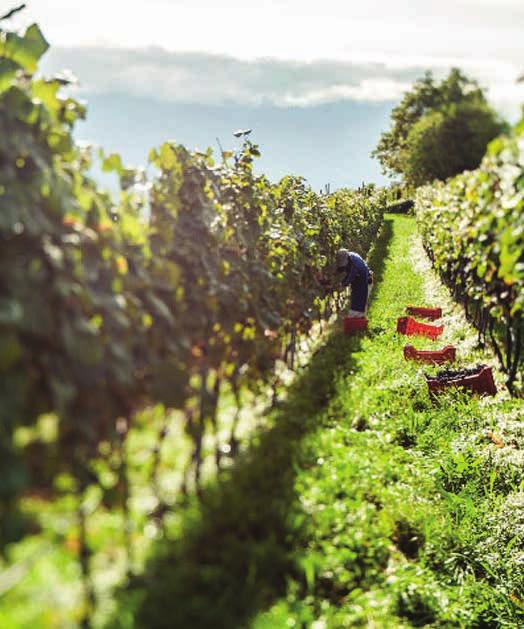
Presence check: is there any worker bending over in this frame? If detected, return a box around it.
[336,248,373,317]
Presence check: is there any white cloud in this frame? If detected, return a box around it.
[40,46,524,118]
[12,0,524,66]
[280,79,413,106]
[5,0,522,115]
[41,47,425,106]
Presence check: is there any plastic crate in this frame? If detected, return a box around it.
[396,316,443,340]
[403,344,456,365]
[426,365,497,397]
[406,306,442,321]
[343,316,368,335]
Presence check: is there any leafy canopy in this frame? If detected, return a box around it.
[415,116,524,390]
[372,69,506,186]
[0,13,387,550]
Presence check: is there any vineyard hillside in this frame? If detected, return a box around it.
[0,14,523,629]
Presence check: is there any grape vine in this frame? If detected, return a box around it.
[0,21,386,622]
[416,121,524,393]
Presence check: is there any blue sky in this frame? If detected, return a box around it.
[10,0,524,189]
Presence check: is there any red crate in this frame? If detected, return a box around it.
[406,306,442,321]
[343,316,368,335]
[403,344,456,365]
[396,316,443,340]
[426,365,497,397]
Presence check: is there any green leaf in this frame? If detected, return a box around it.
[100,151,124,174]
[0,332,22,370]
[31,79,61,113]
[159,143,176,170]
[0,23,49,74]
[0,58,19,94]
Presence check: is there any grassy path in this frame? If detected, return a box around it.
[118,215,523,628]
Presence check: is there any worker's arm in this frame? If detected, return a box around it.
[341,263,357,287]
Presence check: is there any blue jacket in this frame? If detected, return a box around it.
[341,252,370,312]
[341,252,369,287]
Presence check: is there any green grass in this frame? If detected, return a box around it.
[1,215,523,628]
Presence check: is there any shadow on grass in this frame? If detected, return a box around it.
[370,216,393,289]
[112,218,394,629]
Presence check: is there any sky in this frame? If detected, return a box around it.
[7,0,524,189]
